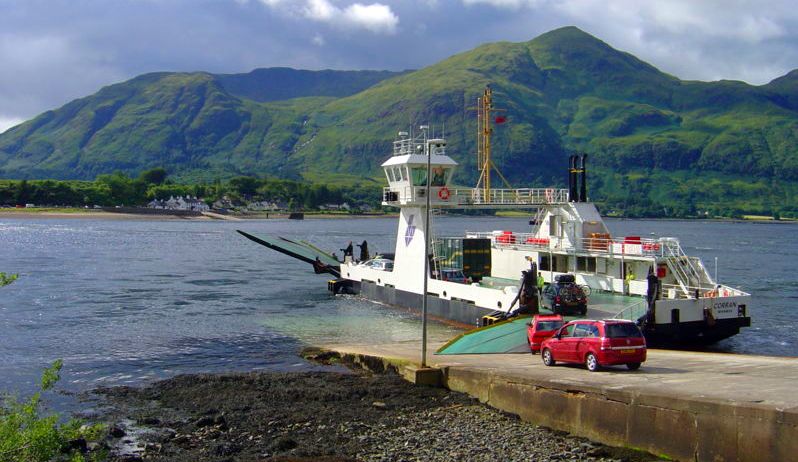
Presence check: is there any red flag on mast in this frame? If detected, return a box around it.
[494,115,507,124]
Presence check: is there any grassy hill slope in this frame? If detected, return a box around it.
[1,27,797,215]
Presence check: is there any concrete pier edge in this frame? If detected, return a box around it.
[322,348,797,462]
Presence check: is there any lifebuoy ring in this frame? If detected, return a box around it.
[544,188,554,203]
[438,187,450,200]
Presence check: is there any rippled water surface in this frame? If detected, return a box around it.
[0,216,795,405]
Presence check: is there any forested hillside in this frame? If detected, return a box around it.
[2,27,796,217]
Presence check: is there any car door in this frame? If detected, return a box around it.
[572,323,590,361]
[575,322,599,362]
[556,323,578,362]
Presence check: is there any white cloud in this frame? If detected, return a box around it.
[304,0,336,21]
[456,0,798,83]
[462,0,540,9]
[554,0,788,43]
[341,3,398,33]
[2,0,798,126]
[260,0,398,34]
[0,117,26,134]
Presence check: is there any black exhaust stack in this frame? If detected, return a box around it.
[580,154,588,202]
[568,155,577,202]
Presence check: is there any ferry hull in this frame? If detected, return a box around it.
[355,280,493,328]
[340,278,752,346]
[645,316,752,346]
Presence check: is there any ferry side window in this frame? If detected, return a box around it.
[386,169,395,182]
[539,255,550,271]
[412,168,428,187]
[431,167,446,186]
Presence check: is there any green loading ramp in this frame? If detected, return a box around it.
[436,316,532,355]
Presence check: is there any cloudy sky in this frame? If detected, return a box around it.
[2,0,798,132]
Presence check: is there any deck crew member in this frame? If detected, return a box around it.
[357,240,369,262]
[341,242,354,263]
[625,268,636,295]
[537,272,545,300]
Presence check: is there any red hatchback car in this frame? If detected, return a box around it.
[540,320,646,371]
[526,314,564,354]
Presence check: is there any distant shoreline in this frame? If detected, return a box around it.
[0,209,395,221]
[0,210,207,220]
[0,208,793,224]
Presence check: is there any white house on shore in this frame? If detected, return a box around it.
[148,195,209,212]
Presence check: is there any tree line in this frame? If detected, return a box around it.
[0,168,382,211]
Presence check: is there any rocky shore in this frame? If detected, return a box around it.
[95,363,665,462]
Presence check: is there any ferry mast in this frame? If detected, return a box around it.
[473,86,511,203]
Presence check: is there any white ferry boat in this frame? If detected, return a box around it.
[239,89,752,345]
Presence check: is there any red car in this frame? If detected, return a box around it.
[526,314,564,354]
[540,319,646,371]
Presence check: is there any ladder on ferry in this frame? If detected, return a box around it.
[660,239,707,297]
[429,209,444,279]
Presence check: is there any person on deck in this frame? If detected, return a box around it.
[431,167,445,186]
[625,269,636,295]
[357,241,369,262]
[537,272,545,299]
[341,242,354,260]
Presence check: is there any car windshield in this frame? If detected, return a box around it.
[537,321,563,331]
[605,323,642,338]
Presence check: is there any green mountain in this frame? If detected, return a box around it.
[1,26,797,216]
[215,67,408,102]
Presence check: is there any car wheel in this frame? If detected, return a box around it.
[585,352,600,372]
[542,348,555,366]
[626,362,641,370]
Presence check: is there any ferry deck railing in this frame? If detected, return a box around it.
[659,283,747,300]
[612,299,649,322]
[466,231,748,299]
[382,186,569,207]
[465,232,669,258]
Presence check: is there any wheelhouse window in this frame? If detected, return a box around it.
[411,167,427,186]
[431,167,450,186]
[411,166,451,187]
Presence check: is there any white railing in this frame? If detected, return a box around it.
[465,231,670,257]
[659,238,707,296]
[382,186,569,207]
[660,283,748,300]
[612,299,649,322]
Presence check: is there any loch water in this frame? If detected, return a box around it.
[0,216,795,407]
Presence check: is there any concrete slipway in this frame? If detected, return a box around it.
[319,341,798,462]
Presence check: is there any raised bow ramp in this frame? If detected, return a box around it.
[236,230,341,277]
